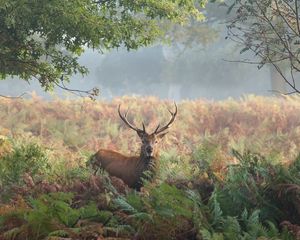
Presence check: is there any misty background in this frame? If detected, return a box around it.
[0,4,277,101]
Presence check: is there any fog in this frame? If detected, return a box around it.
[0,12,272,101]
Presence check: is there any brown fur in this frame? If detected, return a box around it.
[92,149,143,188]
[89,103,177,190]
[89,134,163,190]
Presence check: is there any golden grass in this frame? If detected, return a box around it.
[0,94,299,166]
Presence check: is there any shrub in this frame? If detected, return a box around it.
[0,140,51,188]
[115,183,196,239]
[0,192,114,240]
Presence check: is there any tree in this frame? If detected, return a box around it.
[0,0,205,97]
[226,0,300,94]
[96,1,254,100]
[160,1,229,99]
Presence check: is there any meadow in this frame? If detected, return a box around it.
[0,95,300,239]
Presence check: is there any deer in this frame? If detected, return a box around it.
[88,103,177,191]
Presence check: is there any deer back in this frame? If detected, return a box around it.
[91,149,146,188]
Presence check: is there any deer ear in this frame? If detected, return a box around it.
[157,132,168,139]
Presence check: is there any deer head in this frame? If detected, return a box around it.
[118,103,177,159]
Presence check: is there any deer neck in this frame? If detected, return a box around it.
[139,151,154,167]
[131,147,160,191]
[137,149,159,176]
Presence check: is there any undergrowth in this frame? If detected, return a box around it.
[0,97,300,239]
[0,138,299,239]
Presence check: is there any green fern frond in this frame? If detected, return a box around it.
[114,197,138,214]
[47,229,69,237]
[223,216,241,239]
[2,226,23,240]
[209,192,223,227]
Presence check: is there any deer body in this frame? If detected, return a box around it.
[90,149,158,189]
[89,104,177,190]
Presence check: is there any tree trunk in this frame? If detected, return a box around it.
[270,65,286,95]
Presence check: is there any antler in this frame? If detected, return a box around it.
[153,102,177,135]
[118,105,146,133]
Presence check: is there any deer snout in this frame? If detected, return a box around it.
[146,146,153,155]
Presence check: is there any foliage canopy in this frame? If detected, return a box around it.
[0,0,205,94]
[226,0,300,94]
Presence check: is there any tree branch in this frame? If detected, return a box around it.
[0,92,28,99]
[54,80,100,100]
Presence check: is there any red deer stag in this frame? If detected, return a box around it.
[88,103,177,190]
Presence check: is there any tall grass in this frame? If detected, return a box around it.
[0,95,299,166]
[0,95,299,239]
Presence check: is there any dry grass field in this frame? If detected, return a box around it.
[0,95,299,239]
